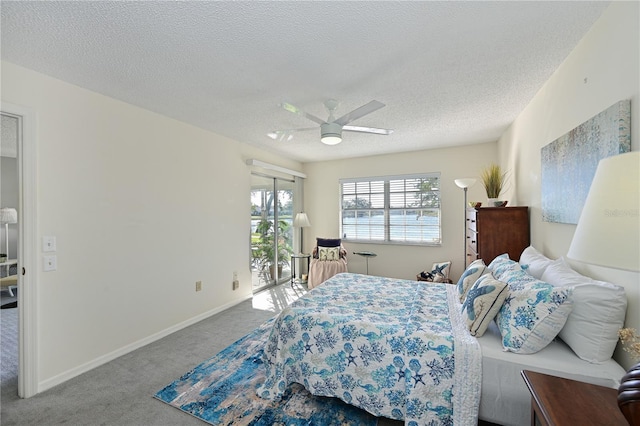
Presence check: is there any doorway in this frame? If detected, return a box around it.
[1,113,20,390]
[250,174,294,293]
[1,103,37,398]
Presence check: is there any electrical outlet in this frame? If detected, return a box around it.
[43,255,57,272]
[43,236,57,252]
[195,280,202,292]
[232,271,239,290]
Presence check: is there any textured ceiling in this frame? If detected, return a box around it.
[1,1,609,162]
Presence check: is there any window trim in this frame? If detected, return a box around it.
[339,172,441,246]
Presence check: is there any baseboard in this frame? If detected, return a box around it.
[38,294,253,393]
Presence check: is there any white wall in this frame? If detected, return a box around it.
[303,142,497,281]
[1,61,302,390]
[498,2,639,369]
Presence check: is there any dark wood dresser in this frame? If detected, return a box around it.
[466,206,530,266]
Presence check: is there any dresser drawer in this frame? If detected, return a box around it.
[467,230,478,256]
[467,243,478,264]
[466,211,477,232]
[464,207,529,265]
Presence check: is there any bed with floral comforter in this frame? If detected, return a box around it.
[257,273,481,426]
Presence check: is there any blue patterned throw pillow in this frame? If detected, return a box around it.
[495,277,573,354]
[431,261,452,280]
[462,274,509,337]
[487,254,522,280]
[498,267,536,290]
[457,259,490,302]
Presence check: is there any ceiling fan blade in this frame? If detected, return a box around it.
[280,102,326,125]
[343,125,394,135]
[267,131,293,142]
[334,100,385,126]
[267,127,316,141]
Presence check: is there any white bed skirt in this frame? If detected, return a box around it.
[477,321,626,426]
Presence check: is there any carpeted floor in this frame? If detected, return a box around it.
[0,283,307,425]
[0,283,500,425]
[0,289,18,387]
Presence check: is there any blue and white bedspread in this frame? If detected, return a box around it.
[256,273,481,426]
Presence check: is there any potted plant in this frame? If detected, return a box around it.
[480,163,507,206]
[253,218,293,280]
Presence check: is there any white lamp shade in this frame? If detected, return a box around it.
[567,151,639,272]
[293,212,311,228]
[0,208,17,224]
[454,178,477,189]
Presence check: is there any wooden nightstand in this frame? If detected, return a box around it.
[521,370,627,426]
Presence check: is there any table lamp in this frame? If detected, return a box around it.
[293,212,311,254]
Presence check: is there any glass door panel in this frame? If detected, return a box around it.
[250,174,294,293]
[276,180,294,285]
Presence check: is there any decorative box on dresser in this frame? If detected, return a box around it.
[466,206,530,266]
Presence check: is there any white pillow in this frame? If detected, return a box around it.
[519,246,554,279]
[541,257,627,363]
[462,274,509,337]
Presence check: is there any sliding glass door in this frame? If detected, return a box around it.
[250,174,294,293]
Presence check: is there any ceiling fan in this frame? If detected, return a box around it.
[268,99,393,145]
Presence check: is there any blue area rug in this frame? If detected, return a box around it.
[154,319,378,425]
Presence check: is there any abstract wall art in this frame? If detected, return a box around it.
[541,100,631,224]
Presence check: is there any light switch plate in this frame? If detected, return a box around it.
[43,255,57,272]
[43,236,57,252]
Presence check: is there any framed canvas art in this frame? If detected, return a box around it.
[541,100,631,224]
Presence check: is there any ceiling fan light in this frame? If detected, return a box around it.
[321,135,342,145]
[321,122,342,145]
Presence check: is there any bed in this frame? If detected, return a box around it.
[257,273,481,425]
[257,249,628,426]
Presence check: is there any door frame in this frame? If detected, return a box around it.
[2,101,38,398]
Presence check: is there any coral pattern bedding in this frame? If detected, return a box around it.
[257,273,481,426]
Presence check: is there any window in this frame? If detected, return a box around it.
[340,173,441,245]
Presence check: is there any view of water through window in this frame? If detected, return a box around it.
[341,174,441,244]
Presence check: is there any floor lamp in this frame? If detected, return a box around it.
[293,212,311,255]
[0,208,18,262]
[454,179,476,267]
